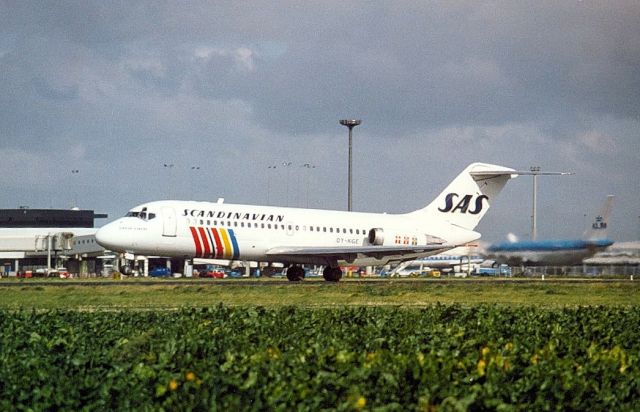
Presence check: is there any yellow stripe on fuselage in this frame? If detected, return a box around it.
[219,228,233,259]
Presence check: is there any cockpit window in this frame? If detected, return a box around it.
[125,207,156,221]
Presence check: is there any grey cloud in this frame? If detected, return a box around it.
[32,77,79,101]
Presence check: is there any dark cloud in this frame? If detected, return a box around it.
[4,2,638,134]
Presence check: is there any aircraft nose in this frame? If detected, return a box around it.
[95,222,123,251]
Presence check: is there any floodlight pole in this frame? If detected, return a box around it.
[339,119,361,211]
[530,166,541,240]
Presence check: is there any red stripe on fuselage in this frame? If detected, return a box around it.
[189,226,202,258]
[212,228,224,259]
[198,227,211,257]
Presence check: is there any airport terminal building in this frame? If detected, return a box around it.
[0,208,107,277]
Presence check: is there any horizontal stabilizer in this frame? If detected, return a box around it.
[470,170,573,178]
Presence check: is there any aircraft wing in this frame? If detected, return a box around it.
[265,244,454,265]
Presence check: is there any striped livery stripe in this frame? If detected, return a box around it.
[205,228,217,258]
[189,226,240,259]
[228,229,240,260]
[219,229,233,259]
[189,227,203,257]
[198,227,211,257]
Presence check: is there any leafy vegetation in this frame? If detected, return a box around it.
[1,305,639,410]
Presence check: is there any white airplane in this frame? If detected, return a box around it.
[95,162,520,281]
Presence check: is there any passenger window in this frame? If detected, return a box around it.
[268,224,272,229]
[310,226,314,232]
[288,225,292,231]
[323,227,326,232]
[349,228,353,234]
[330,228,333,233]
[234,222,238,227]
[199,220,203,225]
[295,225,299,231]
[148,213,156,220]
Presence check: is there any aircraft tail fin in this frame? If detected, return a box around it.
[412,163,518,231]
[585,195,614,240]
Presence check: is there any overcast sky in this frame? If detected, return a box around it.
[1,1,639,242]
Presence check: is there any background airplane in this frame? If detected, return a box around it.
[387,244,484,276]
[484,195,615,266]
[421,245,484,270]
[96,162,526,281]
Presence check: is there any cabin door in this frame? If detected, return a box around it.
[162,207,177,237]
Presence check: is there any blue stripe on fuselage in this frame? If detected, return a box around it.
[228,229,240,260]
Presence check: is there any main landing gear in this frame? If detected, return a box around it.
[323,266,343,282]
[286,266,305,281]
[284,266,343,282]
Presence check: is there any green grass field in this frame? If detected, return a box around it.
[0,278,638,309]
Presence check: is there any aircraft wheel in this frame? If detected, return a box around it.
[323,267,342,282]
[286,266,305,281]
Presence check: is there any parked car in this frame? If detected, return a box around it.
[473,265,512,276]
[149,267,172,277]
[226,269,245,278]
[200,264,247,278]
[53,267,70,278]
[201,269,226,278]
